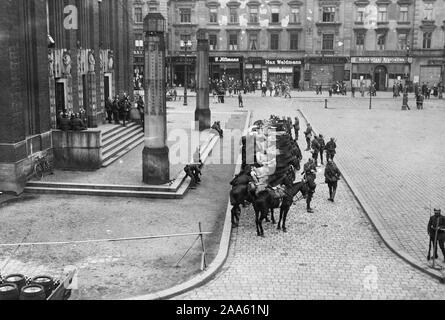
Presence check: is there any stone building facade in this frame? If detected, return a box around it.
[165,0,445,90]
[0,0,133,194]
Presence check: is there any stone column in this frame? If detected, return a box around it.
[142,18,169,184]
[195,38,211,131]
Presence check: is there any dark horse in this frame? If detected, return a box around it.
[252,175,308,236]
[229,167,254,227]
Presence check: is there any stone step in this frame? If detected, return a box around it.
[23,186,186,199]
[26,180,182,193]
[102,122,138,144]
[101,133,145,167]
[102,126,143,155]
[102,124,141,148]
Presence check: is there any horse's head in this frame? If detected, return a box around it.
[297,180,309,199]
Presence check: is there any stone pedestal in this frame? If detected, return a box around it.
[142,146,170,184]
[195,38,211,131]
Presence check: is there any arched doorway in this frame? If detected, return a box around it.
[374,65,387,91]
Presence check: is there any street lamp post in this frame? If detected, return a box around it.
[369,68,373,110]
[180,40,192,106]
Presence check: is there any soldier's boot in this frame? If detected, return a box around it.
[331,189,336,202]
[328,189,332,201]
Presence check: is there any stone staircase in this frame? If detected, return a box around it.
[101,122,144,167]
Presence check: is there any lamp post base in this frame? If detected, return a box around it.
[142,146,170,185]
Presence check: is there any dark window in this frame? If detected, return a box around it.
[356,33,365,50]
[229,33,238,50]
[180,8,191,23]
[423,32,432,49]
[271,33,279,50]
[209,8,218,23]
[322,7,336,22]
[209,34,217,50]
[230,8,238,23]
[134,7,143,23]
[271,12,280,23]
[322,34,334,50]
[290,33,299,50]
[249,7,258,23]
[249,34,258,50]
[377,33,385,50]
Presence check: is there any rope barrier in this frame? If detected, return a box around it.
[0,231,212,247]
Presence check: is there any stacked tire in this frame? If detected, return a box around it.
[0,274,55,300]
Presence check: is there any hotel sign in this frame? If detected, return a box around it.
[351,57,412,64]
[264,59,302,65]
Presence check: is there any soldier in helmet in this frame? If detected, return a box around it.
[427,207,445,261]
[302,158,317,213]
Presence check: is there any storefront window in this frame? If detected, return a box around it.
[399,6,408,21]
[423,3,433,20]
[322,7,336,22]
[322,34,334,50]
[209,8,218,23]
[249,34,258,50]
[270,33,279,50]
[290,33,299,50]
[249,7,258,23]
[135,33,143,48]
[423,32,432,48]
[209,34,217,50]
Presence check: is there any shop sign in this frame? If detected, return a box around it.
[351,57,411,64]
[264,59,302,65]
[211,56,242,63]
[169,56,196,64]
[268,67,293,73]
[307,56,348,64]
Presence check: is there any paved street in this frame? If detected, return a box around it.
[174,92,445,299]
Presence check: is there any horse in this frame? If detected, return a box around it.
[276,180,309,232]
[229,168,254,227]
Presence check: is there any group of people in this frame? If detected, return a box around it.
[105,93,140,127]
[57,110,88,131]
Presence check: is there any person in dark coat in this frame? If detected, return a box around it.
[112,95,120,124]
[59,113,71,131]
[293,116,300,141]
[311,135,321,167]
[317,134,326,165]
[70,113,87,131]
[211,121,223,138]
[184,160,203,189]
[324,158,341,202]
[105,97,113,124]
[427,208,445,262]
[302,158,317,213]
[304,123,313,151]
[325,137,337,161]
[238,92,243,108]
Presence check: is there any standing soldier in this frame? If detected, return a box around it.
[303,158,317,213]
[416,93,424,110]
[311,134,321,167]
[293,116,300,141]
[304,123,313,151]
[105,97,113,124]
[112,95,120,125]
[427,207,445,262]
[317,134,326,165]
[325,137,337,161]
[324,158,341,202]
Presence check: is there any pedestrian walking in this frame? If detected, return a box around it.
[303,158,317,213]
[317,134,326,165]
[416,93,424,110]
[351,86,355,98]
[304,123,313,151]
[324,158,341,202]
[311,135,321,167]
[238,92,243,108]
[293,116,300,141]
[325,137,337,161]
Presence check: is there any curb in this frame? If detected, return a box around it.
[126,109,252,300]
[297,108,444,282]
